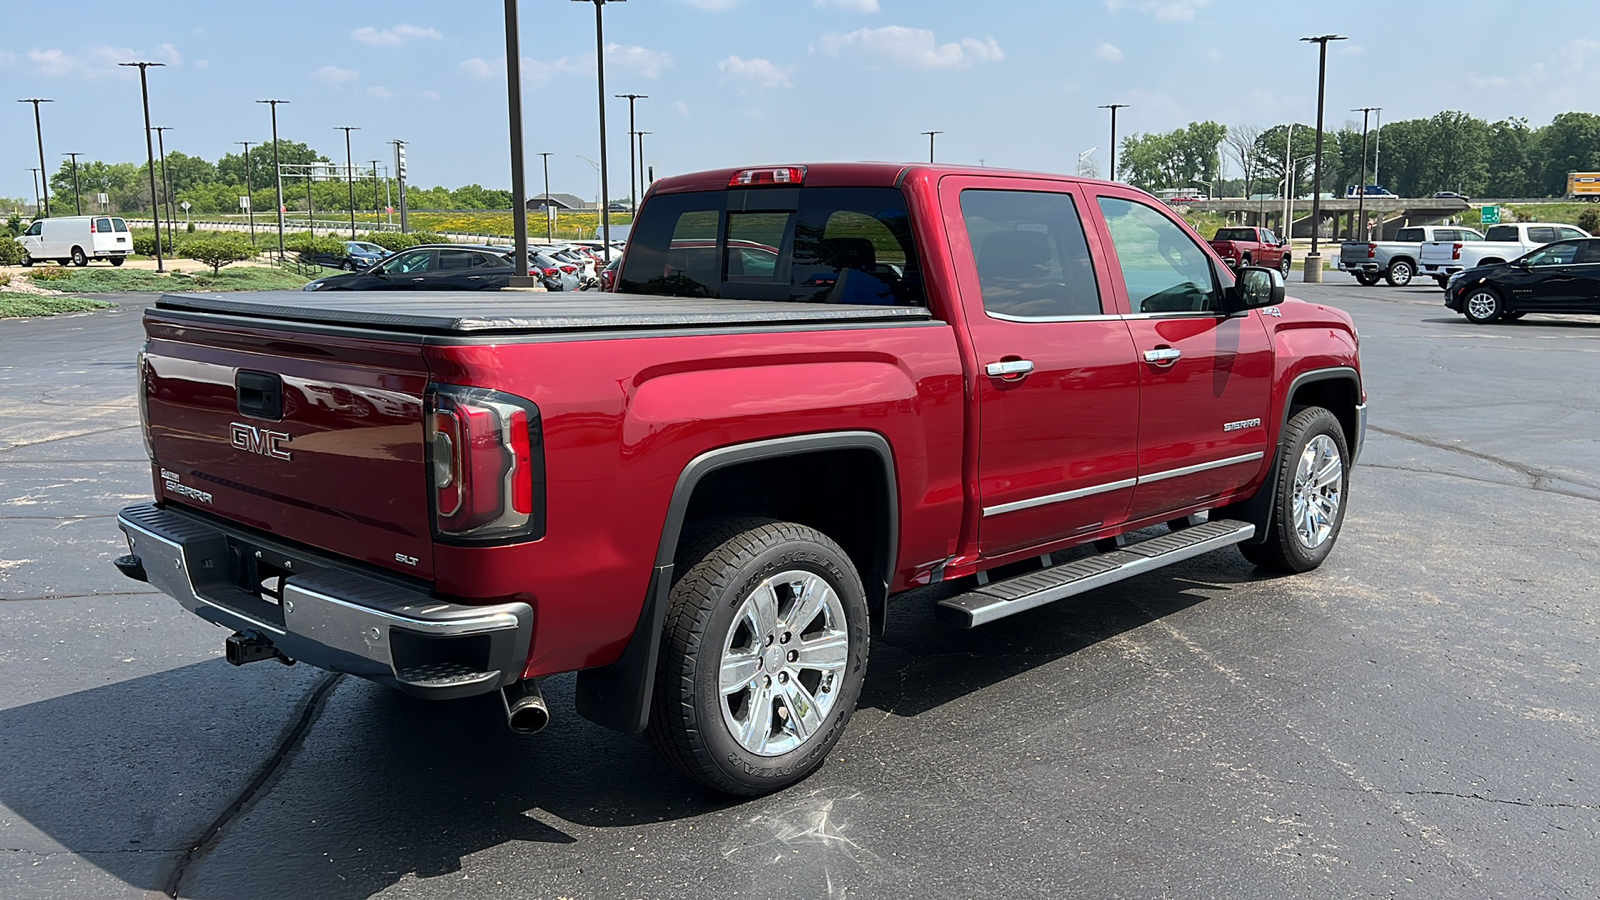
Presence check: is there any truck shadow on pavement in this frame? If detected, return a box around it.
[0,553,1270,898]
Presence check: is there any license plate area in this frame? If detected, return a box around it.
[217,537,321,627]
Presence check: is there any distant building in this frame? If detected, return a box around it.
[526,193,589,211]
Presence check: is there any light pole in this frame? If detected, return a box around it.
[574,0,625,262]
[636,131,652,196]
[1371,107,1384,189]
[539,151,554,241]
[153,126,174,244]
[336,126,360,238]
[1300,34,1346,282]
[119,62,166,271]
[920,130,943,163]
[1098,103,1128,181]
[369,160,383,225]
[503,1,534,284]
[63,152,83,215]
[236,141,256,246]
[27,168,40,215]
[615,93,647,213]
[1352,107,1378,239]
[578,154,601,218]
[18,99,53,217]
[256,100,289,255]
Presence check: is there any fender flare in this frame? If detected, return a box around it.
[1222,367,1362,546]
[574,431,899,733]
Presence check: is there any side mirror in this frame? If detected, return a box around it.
[1231,265,1285,314]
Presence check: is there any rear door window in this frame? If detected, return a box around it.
[959,189,1104,318]
[1485,226,1519,241]
[1527,227,1560,243]
[111,218,129,232]
[1397,228,1425,242]
[1560,227,1588,240]
[1097,196,1223,314]
[94,217,113,233]
[619,187,925,306]
[437,250,477,271]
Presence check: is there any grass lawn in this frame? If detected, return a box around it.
[24,266,311,293]
[0,292,115,318]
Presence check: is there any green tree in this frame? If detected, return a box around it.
[1117,121,1225,192]
[183,233,257,274]
[1537,112,1600,196]
[1484,118,1540,197]
[1254,124,1316,197]
[216,140,330,195]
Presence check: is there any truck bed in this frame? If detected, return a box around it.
[154,291,933,335]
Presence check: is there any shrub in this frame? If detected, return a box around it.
[282,232,348,259]
[132,229,177,256]
[27,264,70,282]
[5,214,21,238]
[409,231,451,246]
[0,236,26,266]
[360,231,419,252]
[1578,205,1600,234]
[184,234,257,274]
[186,221,196,233]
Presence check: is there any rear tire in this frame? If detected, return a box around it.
[646,518,869,796]
[109,256,125,267]
[1354,273,1380,286]
[1239,406,1350,573]
[1384,259,1414,286]
[1434,276,1448,289]
[1463,288,1503,324]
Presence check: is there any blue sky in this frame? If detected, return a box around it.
[4,0,1598,202]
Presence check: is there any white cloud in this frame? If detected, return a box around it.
[367,85,394,99]
[718,55,793,91]
[352,24,442,47]
[313,65,359,85]
[812,26,1004,70]
[673,100,691,116]
[461,44,672,85]
[25,48,75,77]
[157,43,182,65]
[815,0,880,11]
[194,59,211,69]
[1105,0,1210,22]
[1094,42,1123,62]
[22,44,183,78]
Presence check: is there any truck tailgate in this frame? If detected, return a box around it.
[1419,242,1455,267]
[142,311,436,579]
[1339,242,1370,266]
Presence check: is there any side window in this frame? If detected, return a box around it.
[959,189,1103,318]
[1397,228,1425,242]
[437,250,476,270]
[618,193,720,297]
[112,218,129,232]
[787,193,924,307]
[1528,227,1560,243]
[1096,196,1222,314]
[1560,227,1588,240]
[389,250,433,274]
[1461,230,1484,241]
[24,221,42,236]
[94,217,113,233]
[1526,242,1578,266]
[471,252,503,269]
[1576,242,1600,264]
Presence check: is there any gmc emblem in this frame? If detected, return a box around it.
[230,422,293,461]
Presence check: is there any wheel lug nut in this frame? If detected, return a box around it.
[780,632,791,644]
[787,650,798,662]
[763,675,771,687]
[778,672,788,683]
[765,635,774,646]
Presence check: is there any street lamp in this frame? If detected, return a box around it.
[153,126,174,246]
[920,130,943,164]
[539,151,554,242]
[573,0,625,262]
[119,62,165,272]
[503,0,533,284]
[27,168,40,215]
[1098,103,1128,181]
[1352,106,1379,239]
[236,141,256,246]
[18,99,53,217]
[63,152,83,215]
[336,126,360,238]
[636,131,652,196]
[615,93,648,213]
[256,99,289,256]
[369,159,384,226]
[1299,34,1346,282]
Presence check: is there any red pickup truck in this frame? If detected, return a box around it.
[116,163,1365,796]
[1209,226,1293,277]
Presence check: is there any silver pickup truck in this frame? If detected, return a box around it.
[1339,225,1485,287]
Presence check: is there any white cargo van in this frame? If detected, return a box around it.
[17,215,133,266]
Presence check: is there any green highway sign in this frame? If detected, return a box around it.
[1481,205,1501,225]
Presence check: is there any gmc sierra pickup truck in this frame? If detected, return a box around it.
[115,163,1366,796]
[1207,226,1293,277]
[1338,225,1485,287]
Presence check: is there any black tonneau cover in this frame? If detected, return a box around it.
[154,291,933,335]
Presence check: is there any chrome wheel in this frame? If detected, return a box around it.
[1291,435,1343,550]
[719,569,849,757]
[1465,291,1500,322]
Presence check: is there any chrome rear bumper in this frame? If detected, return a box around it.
[115,504,532,700]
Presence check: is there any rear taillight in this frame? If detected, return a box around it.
[136,343,153,460]
[1367,243,1377,258]
[90,222,98,233]
[1452,242,1463,260]
[560,265,576,274]
[425,385,545,543]
[543,267,558,277]
[729,166,806,187]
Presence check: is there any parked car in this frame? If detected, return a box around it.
[302,245,516,291]
[301,240,388,271]
[1433,191,1470,201]
[530,250,581,291]
[597,254,621,291]
[17,215,132,266]
[1208,226,1292,276]
[117,161,1365,797]
[1445,238,1600,323]
[1419,223,1591,285]
[1338,225,1484,287]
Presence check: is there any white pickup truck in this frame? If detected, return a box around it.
[1339,225,1483,287]
[1419,223,1591,287]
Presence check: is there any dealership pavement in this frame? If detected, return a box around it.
[1,281,1597,899]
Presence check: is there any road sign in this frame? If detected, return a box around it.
[180,201,191,211]
[1481,205,1500,225]
[96,192,108,204]
[240,196,251,209]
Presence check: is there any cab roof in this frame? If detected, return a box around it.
[648,162,1119,195]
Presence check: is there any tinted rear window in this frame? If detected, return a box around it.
[1527,227,1560,243]
[618,187,925,307]
[1396,228,1425,242]
[1485,226,1519,241]
[1213,228,1256,242]
[94,217,113,233]
[111,218,129,232]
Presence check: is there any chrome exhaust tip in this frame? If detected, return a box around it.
[502,678,549,735]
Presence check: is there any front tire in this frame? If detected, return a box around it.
[1239,406,1350,573]
[70,246,88,267]
[1463,288,1503,324]
[1279,255,1292,278]
[1384,259,1414,286]
[646,518,869,796]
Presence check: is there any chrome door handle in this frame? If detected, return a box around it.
[985,359,1035,378]
[1143,348,1182,365]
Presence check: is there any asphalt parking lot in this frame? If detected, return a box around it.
[2,277,1597,899]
